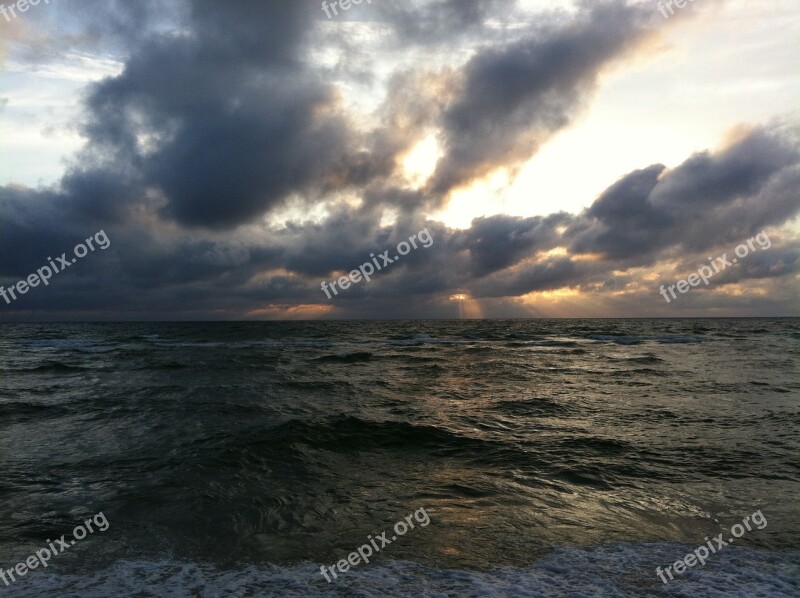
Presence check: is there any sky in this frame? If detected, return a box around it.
[0,0,798,320]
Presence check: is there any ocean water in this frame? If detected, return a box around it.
[0,319,798,597]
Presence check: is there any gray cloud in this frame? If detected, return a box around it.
[429,0,660,196]
[569,127,800,262]
[454,214,570,277]
[1,2,798,320]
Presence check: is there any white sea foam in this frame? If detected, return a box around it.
[7,544,799,597]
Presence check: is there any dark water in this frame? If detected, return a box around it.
[1,319,798,596]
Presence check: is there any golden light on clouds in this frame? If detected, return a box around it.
[432,169,511,229]
[522,288,582,301]
[1,0,797,320]
[246,304,334,319]
[248,268,298,285]
[448,293,483,319]
[539,247,569,259]
[512,289,588,318]
[401,134,440,188]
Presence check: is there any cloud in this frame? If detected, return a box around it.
[428,0,661,196]
[0,1,798,319]
[64,0,368,229]
[569,125,800,262]
[454,213,570,277]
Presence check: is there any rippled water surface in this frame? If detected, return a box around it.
[1,319,798,596]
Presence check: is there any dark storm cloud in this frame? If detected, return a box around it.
[4,0,665,232]
[568,127,800,262]
[1,1,799,319]
[470,256,586,298]
[280,209,395,278]
[0,186,76,279]
[429,0,659,195]
[454,214,570,277]
[61,0,523,231]
[60,166,142,224]
[370,0,516,43]
[3,127,798,318]
[68,0,367,229]
[690,246,800,287]
[450,126,800,301]
[566,164,672,261]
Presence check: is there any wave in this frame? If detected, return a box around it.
[607,354,665,364]
[494,398,573,416]
[9,545,799,597]
[147,338,335,349]
[0,401,71,418]
[209,417,650,487]
[212,416,523,468]
[590,335,701,345]
[386,333,443,346]
[22,339,106,351]
[9,361,91,373]
[507,340,581,348]
[609,368,668,378]
[312,352,373,363]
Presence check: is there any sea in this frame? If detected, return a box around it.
[0,319,798,596]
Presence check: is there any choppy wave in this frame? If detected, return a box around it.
[9,545,800,597]
[386,333,443,346]
[226,416,511,458]
[589,335,701,345]
[1,318,798,596]
[312,352,373,363]
[0,401,71,418]
[22,339,105,349]
[20,338,116,353]
[12,361,90,373]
